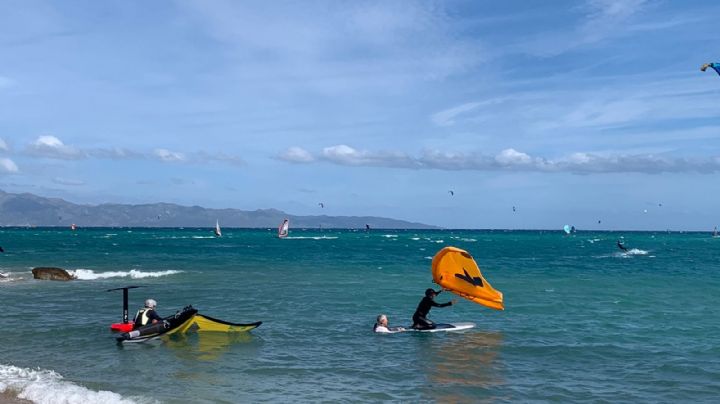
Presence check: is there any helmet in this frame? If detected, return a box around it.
[425,288,436,298]
[145,299,157,309]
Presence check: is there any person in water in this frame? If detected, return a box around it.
[133,298,162,329]
[412,288,456,330]
[617,240,628,252]
[373,314,405,333]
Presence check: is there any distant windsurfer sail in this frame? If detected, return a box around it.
[278,219,289,238]
[431,246,504,310]
[214,220,222,237]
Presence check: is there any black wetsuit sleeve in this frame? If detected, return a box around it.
[148,310,163,322]
[430,299,453,308]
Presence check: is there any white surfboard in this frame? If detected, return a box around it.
[374,322,475,333]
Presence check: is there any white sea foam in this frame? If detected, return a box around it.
[191,236,215,239]
[625,248,648,255]
[70,269,182,280]
[382,234,398,238]
[282,236,338,240]
[616,248,650,258]
[0,364,142,404]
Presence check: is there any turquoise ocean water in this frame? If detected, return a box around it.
[1,228,719,403]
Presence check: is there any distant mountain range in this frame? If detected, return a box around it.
[0,190,437,229]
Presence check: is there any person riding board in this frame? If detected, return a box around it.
[617,240,628,252]
[133,298,162,329]
[411,288,456,330]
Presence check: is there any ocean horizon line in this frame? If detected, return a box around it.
[1,226,715,233]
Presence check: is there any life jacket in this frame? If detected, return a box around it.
[134,308,155,327]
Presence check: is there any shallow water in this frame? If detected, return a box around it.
[1,228,719,402]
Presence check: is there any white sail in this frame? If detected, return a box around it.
[278,219,289,238]
[214,220,222,237]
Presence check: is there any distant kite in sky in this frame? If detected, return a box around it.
[701,63,720,76]
[448,190,454,196]
[318,202,324,208]
[512,206,516,212]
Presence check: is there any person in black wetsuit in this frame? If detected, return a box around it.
[411,288,456,330]
[617,240,628,252]
[133,298,163,329]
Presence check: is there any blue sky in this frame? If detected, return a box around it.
[1,0,719,230]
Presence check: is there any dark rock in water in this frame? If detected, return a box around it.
[32,267,75,281]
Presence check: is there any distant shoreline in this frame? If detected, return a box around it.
[0,226,714,233]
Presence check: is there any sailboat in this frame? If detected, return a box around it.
[278,219,289,238]
[214,220,222,237]
[713,226,719,238]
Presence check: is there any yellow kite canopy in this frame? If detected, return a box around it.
[431,246,504,310]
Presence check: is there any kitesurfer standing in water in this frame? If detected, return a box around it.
[411,289,456,330]
[133,299,162,329]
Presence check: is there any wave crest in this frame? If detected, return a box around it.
[0,364,141,403]
[70,269,182,280]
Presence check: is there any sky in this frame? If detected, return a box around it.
[1,0,719,230]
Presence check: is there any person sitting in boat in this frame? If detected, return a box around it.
[373,314,404,333]
[133,299,162,329]
[411,288,456,330]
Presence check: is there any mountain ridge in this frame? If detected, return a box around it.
[0,190,437,229]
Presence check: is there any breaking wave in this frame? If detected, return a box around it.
[0,364,148,404]
[70,269,182,280]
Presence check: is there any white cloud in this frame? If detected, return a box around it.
[431,102,482,126]
[193,151,245,166]
[281,144,720,174]
[22,136,245,166]
[180,1,485,94]
[153,148,186,162]
[514,0,650,57]
[278,147,315,163]
[321,145,417,168]
[495,148,533,165]
[27,135,84,159]
[89,147,145,160]
[322,145,362,163]
[0,138,8,152]
[0,158,19,173]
